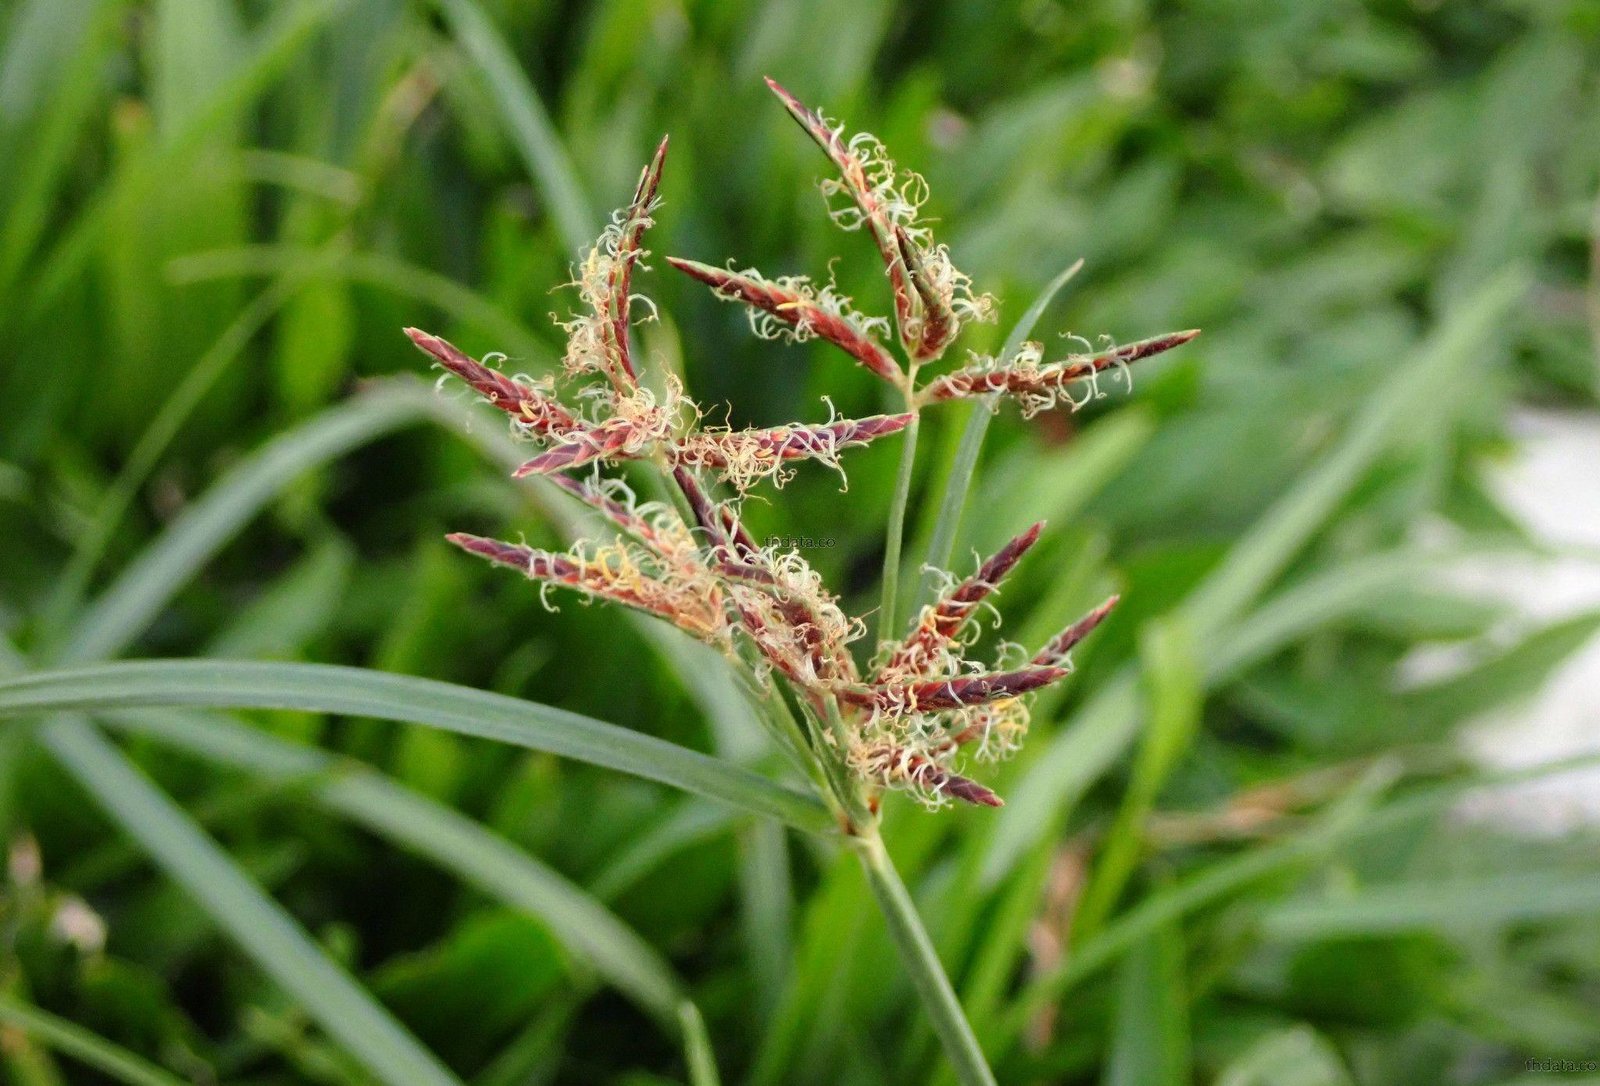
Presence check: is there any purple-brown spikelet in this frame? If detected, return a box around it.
[445,532,538,571]
[1033,595,1120,667]
[842,665,1070,713]
[420,81,1195,813]
[921,330,1201,411]
[608,136,669,383]
[883,522,1044,680]
[667,257,902,384]
[673,414,914,490]
[856,744,1004,807]
[406,328,578,434]
[511,420,643,478]
[895,227,958,361]
[764,76,916,336]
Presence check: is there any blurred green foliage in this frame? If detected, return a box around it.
[1,0,1599,1082]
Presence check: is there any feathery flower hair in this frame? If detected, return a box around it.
[407,81,1196,817]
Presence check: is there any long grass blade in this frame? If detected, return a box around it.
[0,660,833,833]
[62,385,429,664]
[431,0,594,254]
[40,716,462,1086]
[168,244,550,362]
[101,708,694,1031]
[22,0,341,323]
[0,992,188,1086]
[42,276,306,636]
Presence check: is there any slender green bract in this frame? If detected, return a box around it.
[916,258,1083,608]
[61,387,430,664]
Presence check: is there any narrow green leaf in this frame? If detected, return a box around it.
[983,273,1527,884]
[591,801,739,901]
[738,819,794,1017]
[916,259,1083,602]
[101,708,691,1028]
[0,660,833,833]
[167,244,550,361]
[1074,617,1202,941]
[1005,751,1600,1042]
[1103,919,1188,1086]
[62,386,429,664]
[40,716,461,1086]
[0,992,188,1086]
[1260,870,1600,939]
[1216,1026,1354,1086]
[43,275,306,636]
[431,0,594,254]
[23,0,342,322]
[1400,610,1600,734]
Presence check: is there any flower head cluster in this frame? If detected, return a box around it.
[409,81,1196,815]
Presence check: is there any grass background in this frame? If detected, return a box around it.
[1,0,1599,1083]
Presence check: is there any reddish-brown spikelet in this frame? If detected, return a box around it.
[857,743,1004,807]
[673,414,914,478]
[447,532,724,638]
[842,664,1070,712]
[1033,595,1120,666]
[667,257,901,384]
[609,136,669,382]
[764,76,915,335]
[512,421,642,478]
[445,532,542,572]
[406,328,578,434]
[882,522,1044,678]
[921,330,1201,404]
[895,227,958,361]
[544,473,675,554]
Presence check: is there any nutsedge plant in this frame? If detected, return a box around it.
[407,79,1195,1083]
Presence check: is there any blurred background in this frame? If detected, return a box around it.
[2,0,1599,1083]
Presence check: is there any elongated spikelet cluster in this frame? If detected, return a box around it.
[412,81,1196,812]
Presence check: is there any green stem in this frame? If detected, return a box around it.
[878,411,921,644]
[856,832,998,1086]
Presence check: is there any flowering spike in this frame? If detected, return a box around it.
[609,136,669,381]
[406,328,578,435]
[921,330,1200,412]
[843,664,1070,713]
[666,257,901,385]
[511,422,643,478]
[855,743,1004,807]
[445,532,540,571]
[447,531,725,640]
[764,76,916,340]
[418,85,1195,817]
[882,522,1044,679]
[895,227,958,361]
[544,473,687,559]
[1033,595,1119,667]
[673,413,914,491]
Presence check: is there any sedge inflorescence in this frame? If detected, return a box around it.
[407,79,1196,818]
